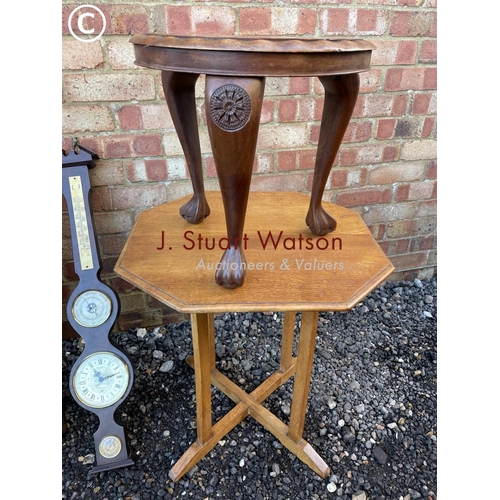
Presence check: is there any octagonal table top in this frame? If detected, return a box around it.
[115,192,394,313]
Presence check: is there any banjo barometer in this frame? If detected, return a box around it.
[63,142,134,473]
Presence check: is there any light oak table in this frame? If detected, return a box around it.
[115,192,394,481]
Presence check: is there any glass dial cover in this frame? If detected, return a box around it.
[72,290,112,327]
[73,351,130,409]
[99,435,122,459]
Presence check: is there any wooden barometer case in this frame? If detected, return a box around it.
[63,144,135,473]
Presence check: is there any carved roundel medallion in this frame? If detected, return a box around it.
[210,84,251,132]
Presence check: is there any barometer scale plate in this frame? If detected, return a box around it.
[63,145,134,473]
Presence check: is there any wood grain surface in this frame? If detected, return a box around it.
[115,192,394,313]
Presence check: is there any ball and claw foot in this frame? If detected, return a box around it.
[179,195,211,224]
[215,246,247,289]
[305,206,337,236]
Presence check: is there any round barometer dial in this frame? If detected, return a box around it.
[72,290,112,328]
[99,435,122,459]
[72,351,130,409]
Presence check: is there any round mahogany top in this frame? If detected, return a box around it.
[129,34,375,77]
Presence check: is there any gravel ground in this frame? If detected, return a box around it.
[62,277,437,500]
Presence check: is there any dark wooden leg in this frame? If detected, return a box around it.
[306,73,360,236]
[205,75,265,288]
[161,71,210,224]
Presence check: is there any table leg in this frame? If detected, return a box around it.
[191,313,214,444]
[205,75,265,288]
[161,71,211,224]
[288,311,319,443]
[280,311,296,371]
[306,73,360,236]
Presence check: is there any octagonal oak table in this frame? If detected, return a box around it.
[115,192,394,481]
[129,35,376,288]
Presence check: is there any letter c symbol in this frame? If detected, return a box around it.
[78,12,95,35]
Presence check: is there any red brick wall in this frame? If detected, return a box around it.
[62,1,437,335]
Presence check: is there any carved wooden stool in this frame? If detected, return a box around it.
[115,192,394,481]
[130,35,375,288]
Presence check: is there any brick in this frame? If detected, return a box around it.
[420,40,437,63]
[321,8,350,34]
[416,200,437,217]
[135,134,162,156]
[109,185,167,210]
[167,157,188,180]
[408,180,436,200]
[401,140,437,161]
[145,159,168,181]
[356,9,388,35]
[250,173,305,192]
[271,8,299,35]
[362,94,408,117]
[117,105,143,131]
[330,169,349,188]
[99,234,129,255]
[343,121,372,142]
[277,151,297,171]
[362,202,417,224]
[93,211,133,234]
[289,77,311,95]
[240,7,271,34]
[387,217,436,238]
[299,150,317,169]
[337,187,391,207]
[423,68,437,90]
[166,6,192,34]
[370,41,398,66]
[117,292,146,313]
[63,4,107,36]
[395,184,410,202]
[338,143,386,166]
[376,119,396,139]
[346,167,367,187]
[126,159,147,182]
[412,93,432,115]
[385,68,434,91]
[265,77,290,96]
[205,156,217,177]
[101,134,162,159]
[62,105,114,133]
[382,145,399,162]
[110,5,148,34]
[106,39,137,70]
[62,39,104,70]
[254,153,274,174]
[369,162,425,184]
[257,124,309,149]
[395,41,418,65]
[278,99,299,122]
[192,6,236,35]
[65,74,155,102]
[110,277,136,294]
[360,69,381,93]
[421,117,435,138]
[390,11,436,37]
[426,160,437,179]
[296,8,317,34]
[383,238,411,256]
[260,100,275,123]
[389,252,427,271]
[140,104,174,130]
[394,118,424,138]
[89,161,126,186]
